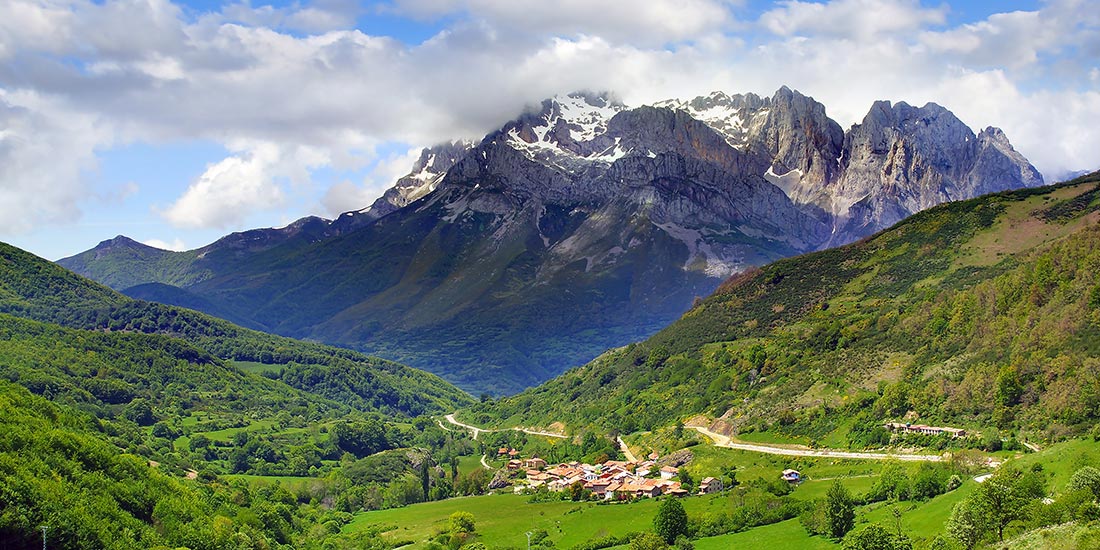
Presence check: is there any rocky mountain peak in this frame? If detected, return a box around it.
[339,140,475,229]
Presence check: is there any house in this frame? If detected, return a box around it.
[527,472,555,486]
[604,481,622,500]
[635,461,655,477]
[648,452,660,461]
[497,447,510,456]
[547,479,568,492]
[586,480,612,497]
[781,469,802,483]
[659,466,679,480]
[639,479,664,498]
[884,422,966,438]
[699,477,723,494]
[508,449,521,458]
[506,459,523,470]
[524,457,547,470]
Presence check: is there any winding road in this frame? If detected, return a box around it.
[442,414,943,463]
[443,413,568,441]
[689,426,943,462]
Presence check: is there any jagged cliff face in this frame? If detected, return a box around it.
[58,87,1043,395]
[655,89,1041,244]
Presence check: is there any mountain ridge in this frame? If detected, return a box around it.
[59,87,1044,395]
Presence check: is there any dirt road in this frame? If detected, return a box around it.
[617,436,638,462]
[443,413,568,440]
[443,415,941,463]
[690,426,943,462]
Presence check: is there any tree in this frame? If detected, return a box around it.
[678,468,695,493]
[568,480,589,501]
[630,532,669,550]
[449,511,475,534]
[977,468,1031,541]
[123,398,156,426]
[842,524,913,550]
[946,497,990,550]
[825,480,856,539]
[1068,466,1100,500]
[653,497,688,544]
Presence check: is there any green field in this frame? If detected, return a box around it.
[693,518,839,549]
[343,438,1100,549]
[346,492,734,549]
[232,360,288,374]
[457,454,488,477]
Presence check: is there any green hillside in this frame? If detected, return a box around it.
[0,242,494,547]
[0,380,321,549]
[0,241,473,417]
[468,173,1100,443]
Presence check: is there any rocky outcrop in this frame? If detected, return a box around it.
[827,101,1042,242]
[330,140,474,232]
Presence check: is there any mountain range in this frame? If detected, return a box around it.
[59,87,1043,394]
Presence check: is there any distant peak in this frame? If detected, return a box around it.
[95,235,146,249]
[560,90,623,109]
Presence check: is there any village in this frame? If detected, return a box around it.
[475,419,972,503]
[495,447,725,500]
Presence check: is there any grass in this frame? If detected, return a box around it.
[684,445,882,489]
[1006,438,1100,495]
[223,474,317,493]
[735,430,812,446]
[859,478,976,546]
[232,360,287,374]
[692,518,839,549]
[345,492,729,549]
[195,419,278,442]
[457,454,487,477]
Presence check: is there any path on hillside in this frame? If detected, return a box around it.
[445,415,942,463]
[443,413,568,441]
[480,455,491,469]
[617,437,638,462]
[690,426,944,462]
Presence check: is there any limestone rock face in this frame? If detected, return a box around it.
[333,140,474,232]
[827,101,1042,242]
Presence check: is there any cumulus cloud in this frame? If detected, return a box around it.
[760,0,947,40]
[0,0,1097,238]
[918,2,1095,69]
[162,141,328,228]
[388,0,741,46]
[142,237,188,251]
[0,90,109,233]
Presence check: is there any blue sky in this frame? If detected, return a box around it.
[0,0,1096,260]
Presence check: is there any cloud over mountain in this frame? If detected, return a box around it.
[0,0,1096,238]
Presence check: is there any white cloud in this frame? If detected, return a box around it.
[760,0,947,40]
[162,141,328,229]
[1,0,1098,240]
[918,5,1086,69]
[321,146,422,215]
[0,90,109,234]
[142,237,188,251]
[388,0,741,45]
